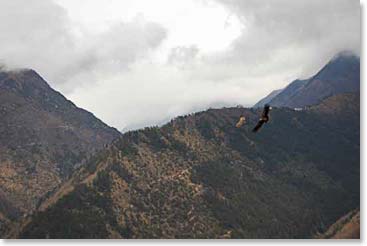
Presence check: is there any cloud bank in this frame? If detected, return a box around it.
[0,0,360,131]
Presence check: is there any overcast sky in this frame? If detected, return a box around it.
[0,0,360,131]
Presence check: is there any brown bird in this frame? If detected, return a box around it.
[253,104,271,133]
[236,115,246,128]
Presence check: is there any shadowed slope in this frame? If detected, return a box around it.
[0,69,121,235]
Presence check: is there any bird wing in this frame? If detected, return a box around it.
[252,120,265,132]
[236,116,246,128]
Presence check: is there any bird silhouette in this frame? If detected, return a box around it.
[253,104,271,133]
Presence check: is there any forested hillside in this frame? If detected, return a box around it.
[15,93,359,239]
[0,69,120,236]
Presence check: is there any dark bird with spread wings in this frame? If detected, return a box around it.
[252,104,271,133]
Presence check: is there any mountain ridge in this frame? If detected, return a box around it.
[253,89,283,108]
[254,52,360,108]
[13,92,360,239]
[0,50,360,238]
[0,69,121,236]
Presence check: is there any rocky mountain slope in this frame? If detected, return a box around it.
[254,52,360,108]
[14,92,359,239]
[0,69,121,235]
[253,89,282,108]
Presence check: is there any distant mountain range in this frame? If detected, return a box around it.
[0,69,121,235]
[0,50,360,238]
[254,52,360,108]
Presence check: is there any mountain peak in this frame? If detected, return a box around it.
[0,68,121,232]
[332,50,359,60]
[254,51,360,108]
[327,50,360,70]
[0,68,50,94]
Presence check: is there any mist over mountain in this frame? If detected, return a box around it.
[0,47,360,239]
[254,52,360,108]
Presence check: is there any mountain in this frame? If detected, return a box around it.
[262,79,308,108]
[0,69,121,235]
[254,52,360,108]
[13,92,359,239]
[253,89,283,108]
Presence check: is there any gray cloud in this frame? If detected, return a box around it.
[54,17,167,92]
[0,0,73,72]
[0,0,361,131]
[168,45,199,68]
[214,0,360,77]
[170,0,361,111]
[0,0,167,92]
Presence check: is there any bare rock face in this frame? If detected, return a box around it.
[0,69,121,234]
